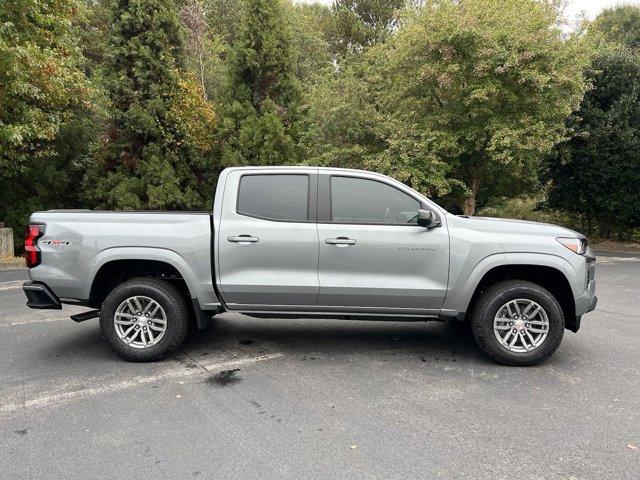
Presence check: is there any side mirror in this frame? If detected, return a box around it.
[417,209,440,228]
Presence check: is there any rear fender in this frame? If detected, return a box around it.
[86,247,221,310]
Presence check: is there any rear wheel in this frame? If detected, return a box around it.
[471,280,564,366]
[99,278,189,362]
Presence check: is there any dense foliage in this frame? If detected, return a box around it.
[303,0,592,215]
[546,50,640,238]
[543,4,640,240]
[0,0,94,241]
[592,4,640,50]
[84,0,216,210]
[0,0,91,174]
[379,0,592,214]
[218,0,302,167]
[327,0,404,54]
[1,0,639,248]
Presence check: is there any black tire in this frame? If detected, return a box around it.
[99,278,190,362]
[470,280,564,366]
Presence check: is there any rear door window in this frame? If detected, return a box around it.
[237,174,309,222]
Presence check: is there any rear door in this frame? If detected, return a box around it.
[217,169,319,309]
[316,172,449,315]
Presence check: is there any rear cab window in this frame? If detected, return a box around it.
[237,174,309,222]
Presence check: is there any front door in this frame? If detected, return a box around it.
[217,170,319,309]
[316,173,449,315]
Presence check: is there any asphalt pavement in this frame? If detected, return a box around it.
[1,252,638,479]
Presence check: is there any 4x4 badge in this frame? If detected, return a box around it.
[45,239,70,246]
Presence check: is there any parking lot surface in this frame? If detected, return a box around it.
[1,251,639,479]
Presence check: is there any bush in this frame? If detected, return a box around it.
[477,196,574,226]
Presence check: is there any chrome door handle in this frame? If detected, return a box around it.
[325,237,357,246]
[227,235,259,243]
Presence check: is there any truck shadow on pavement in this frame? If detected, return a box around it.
[36,325,117,364]
[39,314,576,368]
[181,314,489,366]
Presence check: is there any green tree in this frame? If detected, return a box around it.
[219,0,302,167]
[0,0,91,177]
[204,0,245,47]
[76,0,112,71]
[0,0,95,249]
[288,2,333,85]
[592,4,640,50]
[85,0,216,210]
[380,0,593,215]
[180,0,210,98]
[327,0,405,56]
[546,50,640,238]
[300,61,386,170]
[178,0,244,104]
[300,44,453,195]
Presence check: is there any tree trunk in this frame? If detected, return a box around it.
[461,174,480,216]
[199,51,207,100]
[461,195,476,216]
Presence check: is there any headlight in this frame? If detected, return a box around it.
[557,237,588,255]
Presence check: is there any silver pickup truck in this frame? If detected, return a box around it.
[22,166,597,365]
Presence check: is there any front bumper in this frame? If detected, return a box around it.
[584,291,598,313]
[575,260,597,316]
[23,281,62,310]
[570,260,597,332]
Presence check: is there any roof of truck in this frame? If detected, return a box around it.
[222,166,389,176]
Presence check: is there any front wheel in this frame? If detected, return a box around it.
[99,278,190,362]
[471,280,565,366]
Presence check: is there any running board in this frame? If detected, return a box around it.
[70,310,100,323]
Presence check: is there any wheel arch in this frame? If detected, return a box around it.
[468,264,576,331]
[86,248,198,309]
[446,253,580,332]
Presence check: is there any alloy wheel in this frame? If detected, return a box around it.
[493,298,549,353]
[113,296,167,349]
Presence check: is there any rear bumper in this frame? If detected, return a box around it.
[23,281,62,310]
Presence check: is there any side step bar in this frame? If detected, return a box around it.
[70,310,100,323]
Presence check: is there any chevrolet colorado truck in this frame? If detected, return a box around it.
[22,166,597,365]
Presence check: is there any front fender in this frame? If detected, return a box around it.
[441,252,579,315]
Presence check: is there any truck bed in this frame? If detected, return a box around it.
[27,210,220,310]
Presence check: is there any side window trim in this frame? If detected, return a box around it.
[235,173,317,223]
[318,173,429,226]
[317,174,331,222]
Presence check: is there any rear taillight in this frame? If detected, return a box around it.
[24,225,44,268]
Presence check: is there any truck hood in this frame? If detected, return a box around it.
[450,214,585,238]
